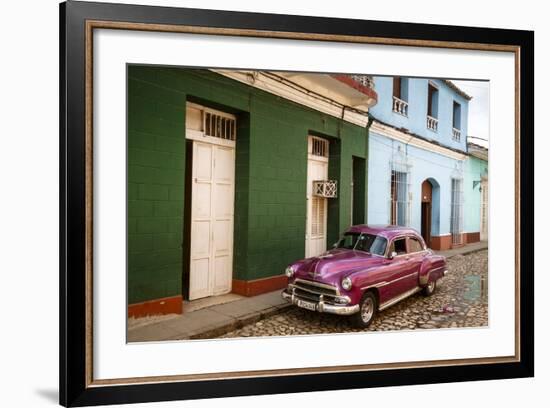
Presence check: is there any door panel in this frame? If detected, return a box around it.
[385,237,418,298]
[421,202,431,246]
[189,140,235,300]
[213,256,231,294]
[385,257,416,299]
[404,237,425,291]
[193,183,212,218]
[214,184,232,217]
[195,144,213,179]
[212,145,235,297]
[189,257,210,300]
[214,146,234,182]
[189,142,214,300]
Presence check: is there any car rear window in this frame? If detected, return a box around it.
[408,237,424,253]
[390,238,407,255]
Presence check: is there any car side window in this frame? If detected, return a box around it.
[390,238,407,255]
[408,237,424,253]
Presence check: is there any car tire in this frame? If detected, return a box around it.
[353,291,377,328]
[423,279,437,296]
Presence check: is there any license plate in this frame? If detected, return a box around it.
[296,299,317,311]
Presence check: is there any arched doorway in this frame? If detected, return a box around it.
[421,178,440,248]
[421,180,432,245]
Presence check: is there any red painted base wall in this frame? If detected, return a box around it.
[128,276,288,317]
[430,232,480,250]
[465,232,481,244]
[232,275,288,297]
[128,295,183,318]
[430,235,452,250]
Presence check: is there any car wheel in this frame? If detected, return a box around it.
[353,291,377,328]
[423,279,437,296]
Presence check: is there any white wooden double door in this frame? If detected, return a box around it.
[186,106,236,300]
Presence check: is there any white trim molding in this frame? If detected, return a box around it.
[371,120,467,161]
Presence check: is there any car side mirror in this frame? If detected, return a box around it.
[332,242,338,248]
[388,251,397,260]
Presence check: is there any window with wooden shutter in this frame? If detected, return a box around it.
[310,196,325,237]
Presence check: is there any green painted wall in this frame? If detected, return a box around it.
[128,66,369,304]
[463,155,488,233]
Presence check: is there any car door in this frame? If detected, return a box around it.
[404,235,426,291]
[384,236,418,299]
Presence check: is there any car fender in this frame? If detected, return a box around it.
[419,256,447,286]
[344,268,384,305]
[418,257,434,286]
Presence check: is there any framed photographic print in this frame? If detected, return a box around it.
[60,0,534,406]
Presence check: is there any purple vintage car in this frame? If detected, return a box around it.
[282,225,448,327]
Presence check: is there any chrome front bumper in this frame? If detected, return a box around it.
[281,289,359,316]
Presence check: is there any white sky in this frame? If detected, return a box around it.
[453,80,490,148]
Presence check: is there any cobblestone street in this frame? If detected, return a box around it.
[219,250,488,338]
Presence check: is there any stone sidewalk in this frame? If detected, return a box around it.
[128,290,290,342]
[128,241,488,343]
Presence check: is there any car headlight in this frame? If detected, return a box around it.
[341,277,352,290]
[285,266,295,277]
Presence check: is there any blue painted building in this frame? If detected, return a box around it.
[367,76,476,250]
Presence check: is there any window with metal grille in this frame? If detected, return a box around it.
[311,196,325,237]
[203,111,236,141]
[310,136,329,158]
[451,178,464,245]
[390,169,410,226]
[313,180,337,198]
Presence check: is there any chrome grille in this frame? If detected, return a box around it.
[292,279,339,304]
[293,288,322,302]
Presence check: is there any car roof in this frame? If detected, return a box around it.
[345,224,421,240]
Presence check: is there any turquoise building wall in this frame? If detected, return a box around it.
[463,155,488,233]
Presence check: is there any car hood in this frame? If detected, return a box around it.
[292,248,385,284]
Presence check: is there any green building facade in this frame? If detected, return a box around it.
[127,66,372,314]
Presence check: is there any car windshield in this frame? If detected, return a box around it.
[336,233,387,256]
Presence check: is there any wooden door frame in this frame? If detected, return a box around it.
[305,135,329,258]
[185,102,237,301]
[421,179,433,246]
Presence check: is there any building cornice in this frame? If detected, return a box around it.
[444,80,473,101]
[468,143,489,161]
[212,69,371,128]
[370,120,467,161]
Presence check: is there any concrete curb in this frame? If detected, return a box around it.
[444,246,488,259]
[184,303,292,340]
[128,290,293,342]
